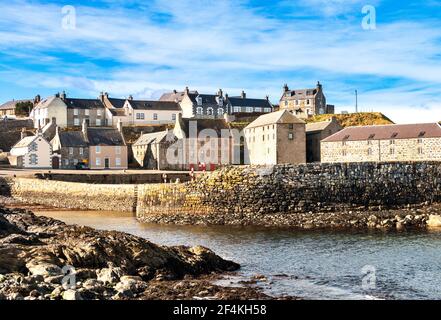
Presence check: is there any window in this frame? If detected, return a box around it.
[96,119,101,126]
[295,100,299,105]
[73,159,78,165]
[74,118,80,126]
[97,109,102,116]
[69,147,74,155]
[136,113,145,120]
[264,108,271,113]
[233,107,241,113]
[153,113,158,120]
[367,140,372,145]
[342,150,347,156]
[29,154,37,165]
[284,101,288,107]
[288,124,294,130]
[418,138,423,144]
[116,146,121,155]
[29,143,38,152]
[79,148,83,155]
[390,148,395,155]
[196,96,203,106]
[342,141,347,146]
[64,159,69,166]
[263,135,265,141]
[172,114,176,121]
[246,107,253,113]
[390,140,395,145]
[207,108,213,116]
[218,97,223,106]
[218,108,224,116]
[196,107,203,115]
[418,147,424,155]
[255,108,262,113]
[96,158,101,166]
[85,109,89,116]
[74,109,79,116]
[306,99,310,105]
[116,158,121,166]
[367,148,373,155]
[288,133,294,140]
[96,146,101,154]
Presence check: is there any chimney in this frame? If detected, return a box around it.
[241,91,246,99]
[284,84,289,92]
[51,117,56,125]
[173,90,177,94]
[20,128,27,140]
[317,81,322,90]
[117,119,123,133]
[105,92,109,98]
[99,92,105,102]
[82,119,88,140]
[185,87,190,95]
[218,89,223,97]
[60,91,66,101]
[34,94,41,105]
[128,95,133,101]
[266,95,269,101]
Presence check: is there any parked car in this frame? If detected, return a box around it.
[75,162,88,170]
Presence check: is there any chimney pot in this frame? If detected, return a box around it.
[241,91,246,99]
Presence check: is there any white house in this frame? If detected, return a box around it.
[8,131,53,169]
[30,96,67,129]
[124,98,182,126]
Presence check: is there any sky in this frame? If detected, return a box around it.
[0,0,440,124]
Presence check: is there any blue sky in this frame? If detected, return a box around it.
[0,0,440,123]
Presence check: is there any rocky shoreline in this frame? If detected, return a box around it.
[0,205,284,301]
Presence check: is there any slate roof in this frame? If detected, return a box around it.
[245,110,305,129]
[64,98,105,109]
[159,91,197,103]
[128,100,181,111]
[227,97,272,109]
[108,109,127,116]
[133,131,169,146]
[283,88,318,100]
[187,94,227,107]
[0,99,33,110]
[322,123,441,142]
[107,98,126,109]
[58,131,88,147]
[178,118,230,137]
[87,128,125,146]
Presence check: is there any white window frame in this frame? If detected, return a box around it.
[196,107,203,115]
[96,119,101,126]
[246,107,253,113]
[172,113,176,121]
[96,146,101,154]
[84,109,89,116]
[74,109,79,116]
[96,158,101,166]
[74,118,80,126]
[115,158,121,167]
[69,147,74,155]
[153,113,158,121]
[79,147,83,155]
[218,108,224,116]
[116,146,121,155]
[97,109,103,116]
[233,107,241,113]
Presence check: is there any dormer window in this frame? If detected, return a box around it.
[196,96,202,106]
[217,97,223,106]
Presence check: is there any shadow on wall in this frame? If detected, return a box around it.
[0,177,11,197]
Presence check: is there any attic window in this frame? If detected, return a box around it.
[343,135,350,140]
[418,131,426,137]
[391,132,398,138]
[368,134,375,139]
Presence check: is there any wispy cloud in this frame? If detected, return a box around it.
[0,0,440,123]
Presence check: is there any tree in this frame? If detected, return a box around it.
[15,101,34,117]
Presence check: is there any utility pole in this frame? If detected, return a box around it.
[355,90,358,113]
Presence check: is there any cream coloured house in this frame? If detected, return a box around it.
[8,131,53,168]
[123,98,181,126]
[30,96,68,129]
[244,110,306,165]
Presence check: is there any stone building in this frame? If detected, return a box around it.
[160,87,272,121]
[279,82,334,119]
[9,130,53,169]
[51,120,128,170]
[0,97,38,118]
[132,130,175,170]
[124,97,181,126]
[244,110,306,165]
[306,117,342,163]
[321,123,441,163]
[31,95,68,129]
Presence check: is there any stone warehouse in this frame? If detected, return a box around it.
[321,123,441,163]
[306,117,342,163]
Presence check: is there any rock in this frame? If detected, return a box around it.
[62,289,83,301]
[26,263,62,277]
[44,275,65,285]
[50,286,64,299]
[427,215,441,228]
[7,292,23,300]
[82,279,104,291]
[115,276,147,294]
[97,267,124,285]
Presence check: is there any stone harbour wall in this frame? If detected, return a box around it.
[136,162,441,226]
[6,178,136,212]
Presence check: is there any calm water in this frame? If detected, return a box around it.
[35,210,441,300]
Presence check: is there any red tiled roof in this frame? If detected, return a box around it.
[322,123,441,142]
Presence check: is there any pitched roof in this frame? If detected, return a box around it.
[159,91,195,103]
[322,123,441,142]
[227,97,273,108]
[12,136,37,148]
[282,88,318,100]
[108,109,126,116]
[178,118,230,136]
[107,98,126,109]
[87,128,125,146]
[33,96,58,110]
[187,93,227,107]
[128,100,181,111]
[0,99,33,110]
[245,110,305,129]
[64,98,105,109]
[58,131,88,147]
[306,120,334,133]
[133,131,169,146]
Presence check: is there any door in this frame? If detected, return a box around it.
[104,158,110,169]
[52,157,59,169]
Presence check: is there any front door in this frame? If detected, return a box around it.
[104,158,110,169]
[52,157,59,169]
